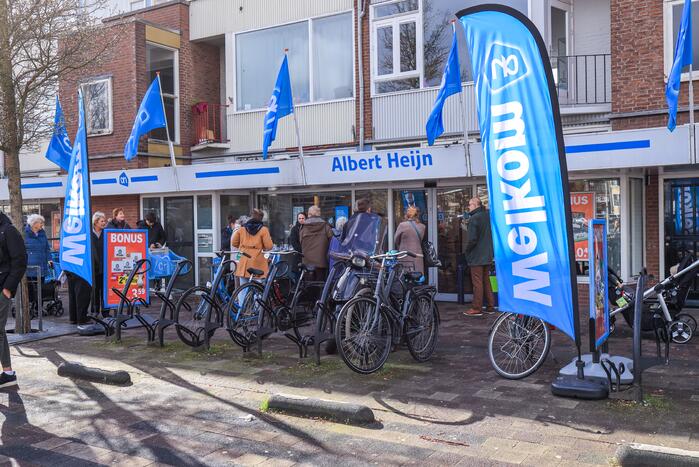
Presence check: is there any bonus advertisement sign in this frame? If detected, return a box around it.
[103,229,149,309]
[570,192,595,261]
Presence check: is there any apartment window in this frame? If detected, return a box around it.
[372,0,527,93]
[235,12,353,111]
[129,0,145,10]
[146,43,178,143]
[81,78,113,136]
[666,0,699,78]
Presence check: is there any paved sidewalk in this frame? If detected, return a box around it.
[0,303,697,465]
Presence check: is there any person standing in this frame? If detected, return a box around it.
[464,197,495,317]
[221,215,237,251]
[299,206,333,281]
[0,212,27,387]
[136,212,167,248]
[23,214,52,311]
[106,208,131,230]
[91,212,107,317]
[394,207,425,275]
[288,212,305,252]
[232,209,274,284]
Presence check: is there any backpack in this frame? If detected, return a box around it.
[409,222,441,268]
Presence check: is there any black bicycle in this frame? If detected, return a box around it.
[334,250,439,374]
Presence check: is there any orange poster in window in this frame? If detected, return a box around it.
[570,192,595,261]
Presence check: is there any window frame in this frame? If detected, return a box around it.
[370,1,422,95]
[664,0,699,82]
[80,76,113,137]
[145,42,180,144]
[232,10,355,113]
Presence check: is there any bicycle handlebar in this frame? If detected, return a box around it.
[371,250,412,260]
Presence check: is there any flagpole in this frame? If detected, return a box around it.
[285,49,308,185]
[452,20,472,176]
[156,72,181,191]
[690,63,696,163]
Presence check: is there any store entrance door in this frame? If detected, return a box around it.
[436,187,473,301]
[164,196,195,289]
[665,179,699,298]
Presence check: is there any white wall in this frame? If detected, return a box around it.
[573,0,610,55]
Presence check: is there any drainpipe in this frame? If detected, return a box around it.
[358,0,367,152]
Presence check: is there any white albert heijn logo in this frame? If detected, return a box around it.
[484,42,530,93]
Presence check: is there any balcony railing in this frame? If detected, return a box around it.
[551,54,611,105]
[192,102,228,146]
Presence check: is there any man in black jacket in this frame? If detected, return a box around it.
[464,197,495,317]
[0,212,27,387]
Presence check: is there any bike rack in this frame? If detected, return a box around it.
[90,259,151,342]
[174,258,233,350]
[153,259,192,346]
[312,264,344,365]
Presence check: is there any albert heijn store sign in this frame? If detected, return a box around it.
[306,145,468,185]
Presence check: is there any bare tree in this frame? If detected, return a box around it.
[0,0,119,332]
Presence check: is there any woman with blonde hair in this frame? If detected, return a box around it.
[394,206,425,275]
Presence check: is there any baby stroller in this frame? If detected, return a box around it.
[21,253,64,318]
[609,252,699,344]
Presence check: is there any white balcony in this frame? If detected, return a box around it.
[226,99,356,154]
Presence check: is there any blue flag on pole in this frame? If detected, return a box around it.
[262,55,294,159]
[60,90,92,286]
[45,96,72,171]
[667,0,693,131]
[124,76,167,160]
[460,6,579,342]
[426,29,462,146]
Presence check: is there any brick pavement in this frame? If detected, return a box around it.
[0,303,696,465]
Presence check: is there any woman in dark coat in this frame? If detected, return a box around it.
[106,207,131,230]
[136,212,167,248]
[91,212,107,316]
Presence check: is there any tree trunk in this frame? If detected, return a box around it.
[0,1,29,333]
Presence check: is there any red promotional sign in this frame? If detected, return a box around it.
[103,229,149,308]
[570,192,595,261]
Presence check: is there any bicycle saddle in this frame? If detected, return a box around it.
[247,267,264,277]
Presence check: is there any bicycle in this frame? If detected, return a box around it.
[334,250,439,374]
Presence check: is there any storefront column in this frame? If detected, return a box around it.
[646,170,660,281]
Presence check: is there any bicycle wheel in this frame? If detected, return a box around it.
[335,297,392,374]
[226,282,264,347]
[405,295,439,362]
[174,286,213,347]
[488,312,551,380]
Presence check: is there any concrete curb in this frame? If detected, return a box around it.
[616,443,699,466]
[57,362,132,386]
[266,394,376,425]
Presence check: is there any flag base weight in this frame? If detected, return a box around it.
[551,374,609,400]
[558,353,634,385]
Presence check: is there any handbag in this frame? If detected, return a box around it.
[409,221,441,268]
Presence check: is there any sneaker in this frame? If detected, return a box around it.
[463,309,483,317]
[485,307,497,314]
[0,372,17,388]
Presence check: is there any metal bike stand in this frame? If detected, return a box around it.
[28,266,43,332]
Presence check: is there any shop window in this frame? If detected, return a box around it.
[146,43,178,142]
[197,195,213,230]
[355,189,388,218]
[142,197,161,222]
[569,178,621,276]
[258,191,352,245]
[198,256,213,286]
[219,195,250,241]
[235,12,353,111]
[80,77,113,136]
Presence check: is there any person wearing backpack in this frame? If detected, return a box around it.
[0,212,27,387]
[464,197,495,317]
[394,206,425,275]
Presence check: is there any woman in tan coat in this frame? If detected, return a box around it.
[394,206,425,275]
[232,209,274,281]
